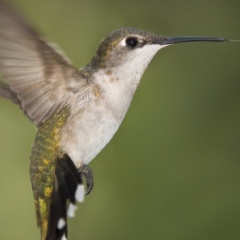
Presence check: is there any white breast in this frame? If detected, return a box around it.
[59,87,124,168]
[59,44,165,168]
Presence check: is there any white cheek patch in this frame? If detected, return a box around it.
[120,38,127,46]
[139,43,168,53]
[128,44,166,71]
[109,43,169,92]
[111,43,171,86]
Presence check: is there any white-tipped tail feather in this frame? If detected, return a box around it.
[57,218,66,229]
[47,154,84,240]
[75,184,85,202]
[67,202,78,218]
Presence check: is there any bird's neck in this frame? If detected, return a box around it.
[86,66,143,122]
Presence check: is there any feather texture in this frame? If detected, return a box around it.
[0,0,88,126]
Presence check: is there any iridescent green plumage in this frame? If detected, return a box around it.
[30,108,70,240]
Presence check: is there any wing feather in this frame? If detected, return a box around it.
[0,1,88,126]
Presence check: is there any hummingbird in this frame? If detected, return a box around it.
[0,1,237,240]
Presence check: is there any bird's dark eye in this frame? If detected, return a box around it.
[125,37,139,48]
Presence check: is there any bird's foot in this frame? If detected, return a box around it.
[78,164,94,195]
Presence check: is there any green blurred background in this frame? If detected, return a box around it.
[1,0,240,239]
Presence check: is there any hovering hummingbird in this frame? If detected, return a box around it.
[0,1,237,240]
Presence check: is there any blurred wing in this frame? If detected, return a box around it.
[0,1,87,126]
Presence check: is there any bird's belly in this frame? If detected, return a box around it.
[59,106,122,168]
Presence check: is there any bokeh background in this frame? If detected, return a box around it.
[1,0,240,239]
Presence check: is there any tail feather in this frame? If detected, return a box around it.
[46,154,84,240]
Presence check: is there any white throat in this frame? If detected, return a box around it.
[113,44,167,92]
[93,44,168,120]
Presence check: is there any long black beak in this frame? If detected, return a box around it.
[156,36,230,45]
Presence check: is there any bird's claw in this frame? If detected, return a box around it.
[78,164,94,195]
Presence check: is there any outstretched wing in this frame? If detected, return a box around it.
[0,1,87,126]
